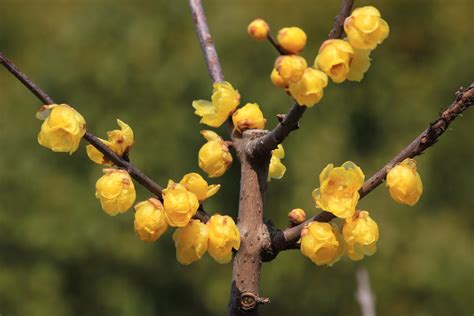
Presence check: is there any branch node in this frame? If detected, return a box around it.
[240,292,270,311]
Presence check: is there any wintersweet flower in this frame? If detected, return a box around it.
[288,208,306,224]
[342,210,379,261]
[270,68,288,88]
[247,18,270,41]
[277,26,307,54]
[288,68,328,107]
[179,172,220,202]
[347,47,372,82]
[275,55,307,84]
[36,103,86,154]
[232,103,266,133]
[95,169,136,215]
[173,220,209,265]
[312,161,365,219]
[268,144,286,181]
[198,130,233,178]
[300,222,345,266]
[314,39,354,83]
[86,119,134,165]
[192,81,240,128]
[207,214,240,264]
[344,6,389,50]
[162,181,199,227]
[386,158,423,206]
[134,198,168,242]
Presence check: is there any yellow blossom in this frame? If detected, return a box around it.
[207,214,240,264]
[86,119,134,165]
[173,220,209,265]
[247,18,270,41]
[288,68,328,107]
[288,208,306,224]
[386,158,423,206]
[162,181,199,227]
[232,103,266,133]
[179,172,220,202]
[314,39,354,83]
[300,222,345,266]
[134,198,168,242]
[270,68,288,88]
[95,169,136,215]
[344,6,389,50]
[192,81,240,128]
[342,210,379,261]
[347,47,372,82]
[312,161,365,219]
[277,26,307,54]
[198,130,233,178]
[268,144,286,181]
[36,103,86,154]
[275,55,307,84]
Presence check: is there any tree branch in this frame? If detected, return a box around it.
[328,0,355,39]
[355,267,376,316]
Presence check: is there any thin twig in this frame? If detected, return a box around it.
[266,34,288,55]
[356,267,376,316]
[328,0,355,39]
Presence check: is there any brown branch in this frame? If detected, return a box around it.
[328,0,355,39]
[266,33,288,55]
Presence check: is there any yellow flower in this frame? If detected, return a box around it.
[247,18,270,41]
[288,68,328,107]
[300,222,345,266]
[386,158,423,206]
[342,210,379,261]
[162,181,199,227]
[86,119,134,165]
[268,144,286,181]
[270,68,288,89]
[207,214,240,264]
[192,81,240,128]
[36,103,86,154]
[198,130,233,178]
[312,161,365,219]
[95,169,136,215]
[173,220,209,265]
[277,27,307,54]
[134,198,168,242]
[344,6,389,50]
[275,55,307,84]
[288,208,306,224]
[179,172,220,202]
[314,39,354,83]
[232,103,266,133]
[347,47,372,82]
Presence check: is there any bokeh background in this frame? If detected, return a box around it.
[0,0,473,315]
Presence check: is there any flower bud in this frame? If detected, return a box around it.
[312,161,365,219]
[386,158,423,206]
[344,6,389,50]
[134,198,168,242]
[314,39,354,83]
[347,47,371,82]
[173,220,209,265]
[86,119,134,165]
[162,181,199,227]
[193,81,240,128]
[275,55,307,83]
[270,68,288,88]
[300,222,345,266]
[95,169,136,215]
[288,208,306,224]
[198,130,233,178]
[288,68,328,107]
[36,103,86,154]
[342,210,379,261]
[247,18,270,41]
[207,214,240,264]
[277,26,307,54]
[268,144,286,181]
[232,103,266,133]
[179,172,220,202]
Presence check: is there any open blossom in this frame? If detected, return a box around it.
[247,18,270,41]
[277,26,307,54]
[179,172,220,202]
[288,68,328,107]
[36,103,86,154]
[312,161,365,219]
[232,103,266,133]
[300,222,345,266]
[207,214,240,264]
[95,169,136,215]
[344,6,389,50]
[270,68,288,88]
[347,47,372,82]
[86,119,134,165]
[268,144,286,181]
[162,181,199,227]
[275,55,307,84]
[134,198,168,242]
[198,130,233,178]
[173,220,209,265]
[314,39,354,83]
[192,81,240,128]
[342,210,379,261]
[386,158,423,206]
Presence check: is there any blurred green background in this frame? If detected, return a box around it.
[0,0,473,315]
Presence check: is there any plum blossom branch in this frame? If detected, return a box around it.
[328,0,355,39]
